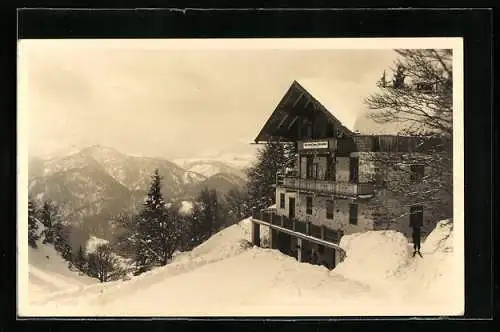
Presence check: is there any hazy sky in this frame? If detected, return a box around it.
[19,40,398,160]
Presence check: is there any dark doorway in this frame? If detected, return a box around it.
[306,156,314,179]
[349,157,359,183]
[278,233,292,255]
[288,197,296,219]
[326,155,335,180]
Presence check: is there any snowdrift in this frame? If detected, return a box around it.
[28,243,96,300]
[333,230,411,286]
[24,218,461,317]
[333,219,461,314]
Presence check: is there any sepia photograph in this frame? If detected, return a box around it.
[17,38,464,317]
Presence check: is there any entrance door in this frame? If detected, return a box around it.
[288,197,296,219]
[349,157,359,183]
[306,156,314,179]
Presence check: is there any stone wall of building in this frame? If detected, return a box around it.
[275,187,297,217]
[371,192,442,240]
[294,193,374,235]
[278,150,449,242]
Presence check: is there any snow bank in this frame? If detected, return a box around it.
[28,219,258,311]
[334,230,411,286]
[333,219,461,315]
[421,219,453,254]
[394,219,458,309]
[25,219,461,317]
[28,243,96,302]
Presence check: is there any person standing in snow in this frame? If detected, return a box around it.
[411,226,422,257]
[410,213,423,257]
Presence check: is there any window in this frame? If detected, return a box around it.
[410,164,425,181]
[279,193,285,209]
[306,196,313,215]
[349,204,358,225]
[326,200,334,219]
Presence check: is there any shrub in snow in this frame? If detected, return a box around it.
[86,243,124,282]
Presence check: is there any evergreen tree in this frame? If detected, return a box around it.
[110,212,137,259]
[174,209,192,252]
[188,188,224,248]
[73,245,87,272]
[134,169,181,271]
[225,187,251,225]
[247,141,297,212]
[392,64,407,89]
[135,169,166,272]
[53,222,73,261]
[37,199,74,261]
[40,200,58,244]
[28,196,40,248]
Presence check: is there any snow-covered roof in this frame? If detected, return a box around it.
[295,79,359,132]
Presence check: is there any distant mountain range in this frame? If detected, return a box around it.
[28,145,251,240]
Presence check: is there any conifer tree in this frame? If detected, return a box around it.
[73,245,87,272]
[135,169,166,272]
[134,169,181,270]
[28,196,40,248]
[187,188,224,248]
[247,141,297,211]
[224,187,250,225]
[53,222,73,261]
[40,200,58,244]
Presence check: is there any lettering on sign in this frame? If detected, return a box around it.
[303,141,329,149]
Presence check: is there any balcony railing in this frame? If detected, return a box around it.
[256,209,344,244]
[279,176,373,197]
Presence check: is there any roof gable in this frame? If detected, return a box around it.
[254,80,354,143]
[295,79,359,132]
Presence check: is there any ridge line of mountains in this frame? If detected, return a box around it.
[28,145,251,240]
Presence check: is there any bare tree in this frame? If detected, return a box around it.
[87,243,121,283]
[364,49,453,230]
[367,49,453,136]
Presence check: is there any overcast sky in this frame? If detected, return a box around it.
[19,40,398,160]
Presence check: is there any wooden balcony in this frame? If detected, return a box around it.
[279,176,373,197]
[255,210,344,245]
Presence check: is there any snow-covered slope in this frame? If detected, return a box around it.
[28,243,97,300]
[24,219,461,317]
[334,219,459,311]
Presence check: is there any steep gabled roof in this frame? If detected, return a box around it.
[295,79,359,133]
[254,80,355,143]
